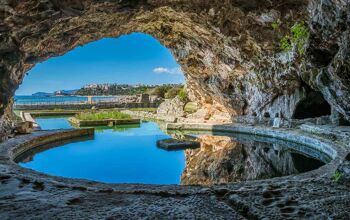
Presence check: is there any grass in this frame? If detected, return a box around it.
[76,111,132,121]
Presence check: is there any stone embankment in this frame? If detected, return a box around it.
[19,111,40,129]
[14,102,160,111]
[69,117,140,127]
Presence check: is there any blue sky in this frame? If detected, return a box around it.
[16,33,185,95]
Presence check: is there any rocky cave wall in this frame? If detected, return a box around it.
[0,0,349,139]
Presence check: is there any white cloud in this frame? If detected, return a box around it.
[153,67,183,75]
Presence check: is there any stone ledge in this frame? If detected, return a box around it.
[68,117,140,127]
[166,123,340,160]
[11,128,95,161]
[156,138,200,150]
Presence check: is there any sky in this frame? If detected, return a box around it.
[16,33,185,95]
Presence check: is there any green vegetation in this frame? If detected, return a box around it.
[75,84,184,96]
[280,22,309,55]
[76,85,151,96]
[271,19,281,30]
[178,88,188,102]
[165,87,182,99]
[76,111,132,121]
[129,108,157,113]
[184,102,197,113]
[147,85,173,98]
[280,35,292,51]
[332,170,342,182]
[291,22,310,55]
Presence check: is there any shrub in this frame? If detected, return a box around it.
[280,35,292,51]
[291,22,310,55]
[165,87,182,99]
[280,22,309,55]
[147,85,172,98]
[76,111,131,120]
[271,19,281,30]
[178,88,188,102]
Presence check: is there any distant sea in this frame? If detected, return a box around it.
[14,95,121,105]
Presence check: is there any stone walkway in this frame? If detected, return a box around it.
[0,125,349,219]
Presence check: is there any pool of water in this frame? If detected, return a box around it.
[35,116,73,130]
[16,117,331,185]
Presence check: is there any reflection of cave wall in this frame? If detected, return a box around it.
[291,153,325,173]
[293,91,331,119]
[180,135,325,185]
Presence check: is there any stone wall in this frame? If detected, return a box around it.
[14,102,160,111]
[0,0,349,136]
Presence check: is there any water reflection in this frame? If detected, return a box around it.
[17,117,330,185]
[180,134,330,185]
[17,121,185,185]
[94,124,141,132]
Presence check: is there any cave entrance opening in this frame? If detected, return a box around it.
[14,33,186,107]
[292,91,331,120]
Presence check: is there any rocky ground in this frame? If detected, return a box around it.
[0,124,349,219]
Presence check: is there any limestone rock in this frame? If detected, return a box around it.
[157,138,200,150]
[157,97,186,118]
[15,121,33,134]
[336,153,350,185]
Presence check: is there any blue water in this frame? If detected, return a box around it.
[14,95,120,105]
[35,116,73,130]
[19,119,185,184]
[18,117,329,185]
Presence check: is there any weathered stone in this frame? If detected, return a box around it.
[336,154,350,185]
[157,138,200,150]
[137,94,150,103]
[14,121,33,134]
[157,96,186,118]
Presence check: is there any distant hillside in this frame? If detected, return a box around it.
[54,89,78,96]
[74,84,183,96]
[32,92,53,97]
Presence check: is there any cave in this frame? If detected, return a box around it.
[0,0,349,138]
[1,0,350,219]
[293,91,332,119]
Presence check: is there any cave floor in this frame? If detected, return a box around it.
[0,124,349,219]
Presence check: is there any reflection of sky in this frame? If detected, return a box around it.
[21,118,329,185]
[35,117,73,130]
[20,120,185,185]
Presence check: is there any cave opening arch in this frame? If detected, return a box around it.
[0,4,239,135]
[15,32,186,100]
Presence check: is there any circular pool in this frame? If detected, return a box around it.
[14,117,332,185]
